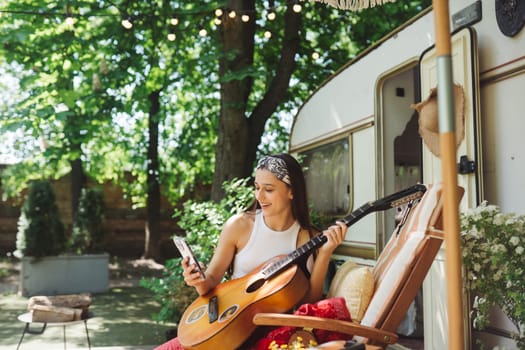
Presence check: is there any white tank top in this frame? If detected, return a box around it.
[232,210,300,279]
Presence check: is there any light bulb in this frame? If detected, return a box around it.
[264,31,272,39]
[215,8,223,17]
[312,52,320,60]
[167,32,176,41]
[199,28,207,37]
[292,4,302,13]
[228,10,236,19]
[241,14,250,22]
[121,18,133,29]
[267,10,276,21]
[170,17,179,26]
[65,15,74,26]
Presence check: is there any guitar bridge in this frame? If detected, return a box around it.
[208,295,218,323]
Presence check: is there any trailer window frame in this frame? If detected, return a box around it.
[296,135,353,219]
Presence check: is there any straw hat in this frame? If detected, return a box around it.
[411,83,465,157]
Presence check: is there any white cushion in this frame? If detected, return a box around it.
[360,183,441,328]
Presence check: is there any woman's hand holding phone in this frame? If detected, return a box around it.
[174,237,206,280]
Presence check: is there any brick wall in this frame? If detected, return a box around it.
[0,173,181,259]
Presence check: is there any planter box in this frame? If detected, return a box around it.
[20,253,109,297]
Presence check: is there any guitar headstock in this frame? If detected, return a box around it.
[339,184,427,227]
[369,184,427,211]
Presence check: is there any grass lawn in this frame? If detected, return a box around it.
[0,258,178,349]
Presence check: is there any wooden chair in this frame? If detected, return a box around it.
[253,183,464,349]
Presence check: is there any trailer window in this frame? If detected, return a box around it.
[299,138,350,216]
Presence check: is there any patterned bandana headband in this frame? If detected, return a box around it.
[256,156,292,186]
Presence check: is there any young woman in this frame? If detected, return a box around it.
[155,153,347,350]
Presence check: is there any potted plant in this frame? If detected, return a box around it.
[69,187,106,254]
[460,202,525,348]
[16,181,109,296]
[15,180,66,258]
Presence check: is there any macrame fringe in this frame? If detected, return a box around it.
[307,0,397,11]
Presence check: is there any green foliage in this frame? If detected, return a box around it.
[0,0,429,208]
[139,259,199,324]
[309,208,335,232]
[461,202,525,349]
[0,157,70,201]
[15,180,66,258]
[1,0,431,263]
[69,188,106,254]
[141,177,253,323]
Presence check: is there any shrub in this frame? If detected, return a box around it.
[69,187,106,254]
[15,180,66,258]
[141,177,253,323]
[461,201,525,349]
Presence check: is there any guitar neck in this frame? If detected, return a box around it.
[261,184,427,279]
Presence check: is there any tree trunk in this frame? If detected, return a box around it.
[143,90,162,260]
[211,0,302,201]
[70,157,86,223]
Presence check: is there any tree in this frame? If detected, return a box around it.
[0,1,121,218]
[1,0,430,260]
[210,0,431,200]
[211,0,299,200]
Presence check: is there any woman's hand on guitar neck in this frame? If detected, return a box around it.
[319,221,347,255]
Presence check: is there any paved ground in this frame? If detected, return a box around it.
[1,258,423,350]
[0,258,171,350]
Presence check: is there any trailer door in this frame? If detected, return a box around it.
[418,26,482,349]
[419,26,482,204]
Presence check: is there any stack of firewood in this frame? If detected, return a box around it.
[27,293,92,323]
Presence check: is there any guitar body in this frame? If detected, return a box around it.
[178,256,309,349]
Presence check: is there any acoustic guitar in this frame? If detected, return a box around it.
[178,184,427,349]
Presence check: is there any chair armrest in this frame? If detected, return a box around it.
[253,313,398,345]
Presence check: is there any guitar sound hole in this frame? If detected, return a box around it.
[246,279,266,293]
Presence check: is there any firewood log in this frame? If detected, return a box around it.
[28,293,92,318]
[31,304,83,323]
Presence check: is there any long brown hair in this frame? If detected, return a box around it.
[251,153,317,239]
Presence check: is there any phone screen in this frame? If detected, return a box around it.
[173,237,205,279]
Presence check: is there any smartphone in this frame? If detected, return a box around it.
[173,237,205,279]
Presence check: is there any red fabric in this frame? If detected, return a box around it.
[154,337,184,350]
[253,297,352,350]
[154,298,352,350]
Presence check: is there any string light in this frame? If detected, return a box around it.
[267,0,276,21]
[312,52,320,60]
[65,13,74,26]
[214,7,223,25]
[0,2,312,42]
[121,16,133,29]
[267,9,276,21]
[64,5,74,27]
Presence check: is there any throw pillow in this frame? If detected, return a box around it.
[327,260,375,323]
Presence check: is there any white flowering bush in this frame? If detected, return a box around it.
[461,201,525,348]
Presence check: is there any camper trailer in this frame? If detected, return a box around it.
[290,1,524,348]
